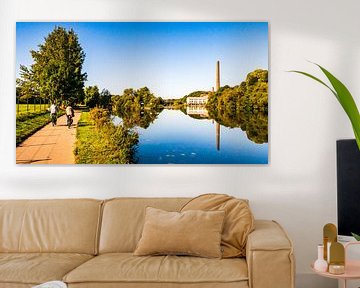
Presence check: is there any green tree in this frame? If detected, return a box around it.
[26,26,87,104]
[99,89,112,108]
[111,87,163,129]
[84,86,100,108]
[16,65,39,102]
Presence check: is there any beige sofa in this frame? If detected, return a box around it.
[0,198,295,288]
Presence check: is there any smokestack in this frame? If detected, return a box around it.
[216,60,220,92]
[216,122,220,151]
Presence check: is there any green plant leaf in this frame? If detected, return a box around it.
[316,64,360,145]
[290,64,360,150]
[289,70,337,99]
[351,232,360,241]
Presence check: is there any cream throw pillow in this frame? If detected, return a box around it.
[134,207,225,258]
[181,193,255,258]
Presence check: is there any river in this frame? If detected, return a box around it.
[113,108,268,164]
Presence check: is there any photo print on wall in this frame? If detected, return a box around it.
[16,22,269,164]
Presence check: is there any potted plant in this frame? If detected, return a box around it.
[291,63,360,240]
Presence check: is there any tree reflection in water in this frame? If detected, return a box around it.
[186,106,268,144]
[114,105,267,145]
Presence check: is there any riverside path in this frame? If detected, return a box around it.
[16,112,81,164]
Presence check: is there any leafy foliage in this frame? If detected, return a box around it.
[352,232,360,241]
[208,108,268,144]
[99,89,112,109]
[74,109,138,164]
[112,87,163,128]
[290,63,360,150]
[16,65,39,101]
[89,106,110,128]
[84,86,112,109]
[207,69,268,113]
[203,69,268,143]
[17,26,87,104]
[84,86,100,108]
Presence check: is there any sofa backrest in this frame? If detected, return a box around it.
[99,197,190,253]
[0,199,102,255]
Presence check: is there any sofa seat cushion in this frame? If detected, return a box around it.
[64,253,248,285]
[0,253,93,285]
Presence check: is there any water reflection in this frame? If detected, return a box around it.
[186,106,209,118]
[112,105,268,164]
[184,106,268,145]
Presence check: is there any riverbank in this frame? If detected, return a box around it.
[74,109,138,164]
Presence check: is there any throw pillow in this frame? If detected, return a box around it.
[134,207,225,258]
[181,193,254,258]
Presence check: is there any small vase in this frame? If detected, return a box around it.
[314,244,328,272]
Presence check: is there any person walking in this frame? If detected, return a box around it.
[49,102,58,126]
[65,104,75,129]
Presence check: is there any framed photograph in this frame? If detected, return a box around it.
[16,22,268,164]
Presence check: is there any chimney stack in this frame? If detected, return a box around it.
[215,60,220,92]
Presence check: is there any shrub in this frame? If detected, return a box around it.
[75,109,139,164]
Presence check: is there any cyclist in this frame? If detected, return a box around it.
[65,104,75,129]
[49,103,58,126]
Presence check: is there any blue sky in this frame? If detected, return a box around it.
[16,22,268,99]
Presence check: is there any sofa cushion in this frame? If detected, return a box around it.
[63,253,248,285]
[0,199,103,254]
[181,194,254,258]
[134,207,225,258]
[99,198,190,253]
[0,253,93,285]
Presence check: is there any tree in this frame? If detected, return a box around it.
[16,65,39,101]
[84,86,100,108]
[27,26,87,104]
[99,89,112,108]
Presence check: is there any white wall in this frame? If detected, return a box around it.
[1,0,359,287]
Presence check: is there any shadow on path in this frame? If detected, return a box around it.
[16,112,81,164]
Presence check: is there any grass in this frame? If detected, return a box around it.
[74,109,138,164]
[16,112,51,145]
[16,104,49,115]
[16,111,64,145]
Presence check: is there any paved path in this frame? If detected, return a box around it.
[16,112,81,164]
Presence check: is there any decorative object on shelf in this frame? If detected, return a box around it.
[328,264,345,275]
[329,242,345,275]
[290,62,360,150]
[323,223,337,262]
[314,244,328,272]
[311,240,360,288]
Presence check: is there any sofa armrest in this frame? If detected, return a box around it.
[246,220,295,288]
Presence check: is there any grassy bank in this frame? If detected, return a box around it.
[16,111,63,145]
[16,104,49,115]
[74,109,138,164]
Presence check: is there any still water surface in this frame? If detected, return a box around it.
[114,109,268,164]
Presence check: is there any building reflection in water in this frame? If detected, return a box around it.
[186,106,221,152]
[186,106,209,118]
